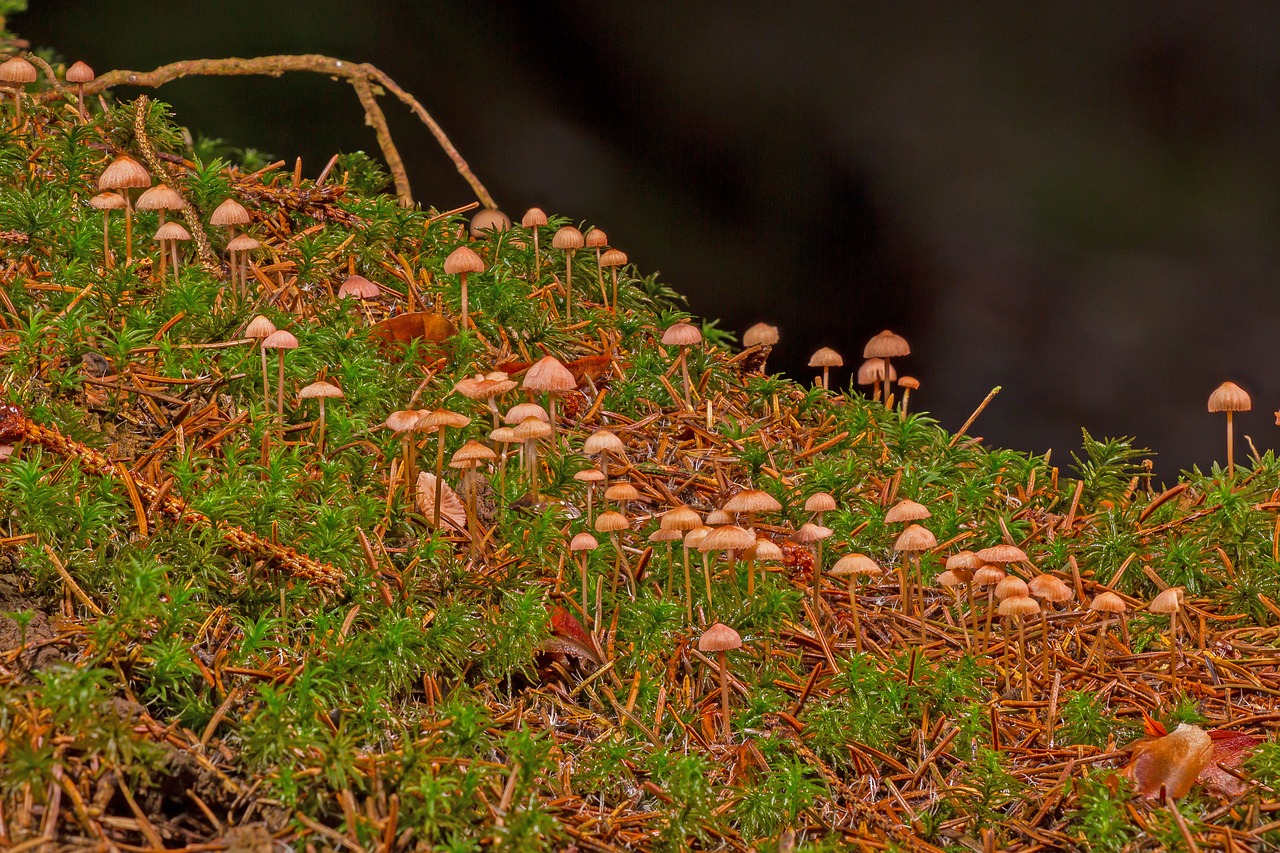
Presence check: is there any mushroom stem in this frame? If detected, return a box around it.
[610,266,620,312]
[595,247,607,304]
[952,589,971,649]
[1084,616,1110,669]
[581,553,590,627]
[717,649,732,745]
[275,350,286,437]
[678,349,692,408]
[532,228,540,279]
[465,464,478,559]
[883,358,894,408]
[11,85,21,126]
[459,271,470,329]
[822,365,830,391]
[1018,615,1031,702]
[702,552,714,619]
[259,344,271,421]
[901,387,912,420]
[982,588,997,653]
[122,192,134,265]
[564,249,575,320]
[102,210,112,268]
[431,428,447,526]
[848,579,864,654]
[1039,607,1051,676]
[683,544,694,623]
[812,539,825,612]
[76,83,86,122]
[401,435,415,507]
[527,440,539,501]
[171,240,180,285]
[916,555,926,644]
[1226,411,1235,476]
[317,398,327,458]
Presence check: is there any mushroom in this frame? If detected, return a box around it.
[683,526,713,618]
[661,506,703,622]
[552,225,585,319]
[857,358,897,402]
[260,330,299,437]
[1149,587,1184,693]
[722,488,783,593]
[66,61,94,121]
[569,532,599,626]
[1208,381,1251,476]
[594,509,631,595]
[945,550,983,644]
[972,564,1007,652]
[572,468,606,523]
[137,183,188,278]
[661,322,703,408]
[453,371,517,431]
[831,553,881,653]
[864,330,910,408]
[0,56,36,126]
[804,492,837,526]
[994,576,1029,693]
[489,425,518,496]
[513,416,552,500]
[698,525,756,611]
[88,192,126,267]
[650,528,685,596]
[469,208,511,238]
[808,346,843,391]
[603,481,641,518]
[893,524,938,642]
[520,207,548,277]
[1027,574,1073,675]
[444,244,485,329]
[226,235,261,297]
[1085,591,1128,668]
[599,247,627,311]
[449,439,496,557]
[210,198,251,243]
[97,155,151,266]
[298,380,343,458]
[885,499,931,609]
[897,376,920,418]
[792,522,835,612]
[153,221,191,285]
[698,622,743,745]
[935,568,972,649]
[385,410,423,506]
[522,356,576,443]
[244,315,277,418]
[743,322,780,375]
[998,594,1040,702]
[418,410,473,528]
[582,429,626,492]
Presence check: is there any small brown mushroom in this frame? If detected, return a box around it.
[552,225,586,319]
[65,61,94,120]
[599,247,627,311]
[832,554,881,653]
[0,56,36,126]
[521,207,548,277]
[698,622,743,745]
[1149,587,1184,693]
[298,380,344,458]
[998,594,1040,701]
[1208,381,1251,476]
[864,330,910,408]
[450,439,497,557]
[98,155,151,265]
[153,221,191,285]
[522,356,576,443]
[808,346,843,391]
[444,244,485,329]
[244,315,277,417]
[261,330,299,438]
[569,532,599,626]
[662,322,703,408]
[417,410,473,528]
[88,192,126,267]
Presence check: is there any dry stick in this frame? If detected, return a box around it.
[948,385,1002,447]
[73,55,495,209]
[132,96,216,268]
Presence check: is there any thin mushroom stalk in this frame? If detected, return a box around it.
[717,649,732,744]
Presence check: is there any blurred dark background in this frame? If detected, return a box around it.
[18,1,1280,480]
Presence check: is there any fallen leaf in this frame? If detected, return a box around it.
[1124,723,1212,799]
[538,606,602,667]
[1135,713,1261,798]
[415,472,467,534]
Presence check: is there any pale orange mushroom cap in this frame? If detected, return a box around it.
[210,198,251,227]
[832,553,881,577]
[976,544,1029,565]
[469,208,511,236]
[552,225,585,249]
[584,228,608,248]
[603,482,641,502]
[1149,587,1184,613]
[444,245,485,274]
[505,402,549,424]
[1028,574,1073,603]
[744,322,780,348]
[808,346,843,368]
[999,595,1041,618]
[227,234,261,253]
[98,155,150,191]
[792,523,834,544]
[857,358,897,385]
[662,322,702,347]
[894,523,937,552]
[66,61,94,84]
[583,429,625,455]
[750,538,784,561]
[0,57,36,85]
[804,492,837,514]
[723,488,782,515]
[995,576,1029,600]
[450,440,497,465]
[88,192,126,211]
[338,274,380,300]
[945,550,982,571]
[599,248,628,267]
[570,532,599,551]
[261,329,299,350]
[1090,591,1127,613]
[299,381,343,400]
[1208,381,1251,413]
[885,498,931,524]
[520,207,548,227]
[244,315,277,339]
[136,184,187,212]
[698,622,742,653]
[522,355,576,394]
[704,509,733,526]
[154,222,191,242]
[972,565,1007,587]
[661,506,703,531]
[863,329,910,359]
[594,510,630,533]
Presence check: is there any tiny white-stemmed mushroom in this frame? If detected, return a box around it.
[722,488,783,593]
[583,429,626,492]
[450,440,497,558]
[698,525,756,611]
[88,192,126,267]
[857,358,897,403]
[945,550,983,643]
[66,60,94,121]
[226,234,261,297]
[698,622,743,745]
[897,376,920,418]
[298,380,343,458]
[662,322,703,408]
[998,594,1040,702]
[98,155,151,265]
[385,410,423,506]
[444,244,485,329]
[513,415,552,500]
[1149,587,1185,693]
[521,207,548,277]
[743,322,780,376]
[522,355,576,443]
[210,197,251,243]
[454,371,517,430]
[153,221,191,285]
[808,346,843,391]
[831,553,881,652]
[936,568,973,648]
[1085,590,1127,668]
[594,509,631,596]
[585,227,608,303]
[972,564,1007,652]
[489,425,518,496]
[552,225,585,319]
[1027,573,1073,675]
[573,468,606,523]
[0,56,36,126]
[651,528,685,596]
[886,498,932,612]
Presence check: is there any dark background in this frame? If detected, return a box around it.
[18,2,1280,480]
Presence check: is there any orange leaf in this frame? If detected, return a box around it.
[1124,724,1212,800]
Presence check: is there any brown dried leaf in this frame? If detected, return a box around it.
[1124,723,1213,800]
[538,606,602,667]
[415,472,467,534]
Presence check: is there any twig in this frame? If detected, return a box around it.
[949,385,1001,447]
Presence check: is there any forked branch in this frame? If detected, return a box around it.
[53,54,496,210]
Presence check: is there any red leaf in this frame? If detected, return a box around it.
[539,606,602,666]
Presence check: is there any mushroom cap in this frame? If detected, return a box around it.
[1208,381,1251,413]
[136,183,187,211]
[469,208,511,236]
[66,61,94,83]
[1148,587,1184,613]
[244,315,277,339]
[583,429,625,455]
[573,468,606,483]
[856,358,897,385]
[98,155,150,191]
[863,329,910,359]
[584,227,608,247]
[338,274,380,299]
[522,355,576,393]
[1089,591,1127,613]
[504,402,549,425]
[698,622,742,653]
[704,509,732,526]
[893,523,937,552]
[520,207,548,227]
[998,595,1041,618]
[444,245,485,275]
[804,492,837,513]
[570,532,599,551]
[683,526,713,548]
[513,416,553,441]
[723,488,782,515]
[210,198,251,226]
[385,409,421,433]
[418,409,471,430]
[599,248,628,267]
[831,553,881,577]
[649,528,684,543]
[749,538,784,561]
[972,565,1007,586]
[661,322,702,347]
[594,510,630,533]
[1028,574,1073,603]
[699,524,756,552]
[298,380,343,400]
[743,322,780,348]
[898,376,920,390]
[885,498,931,524]
[976,544,1028,565]
[154,221,191,242]
[450,439,497,465]
[489,426,518,444]
[808,346,843,368]
[936,570,968,588]
[226,234,261,252]
[995,576,1029,600]
[792,522,834,544]
[661,506,703,531]
[88,192,127,211]
[604,482,641,502]
[945,550,983,571]
[261,329,299,350]
[0,57,36,84]
[551,225,585,249]
[454,373,517,400]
